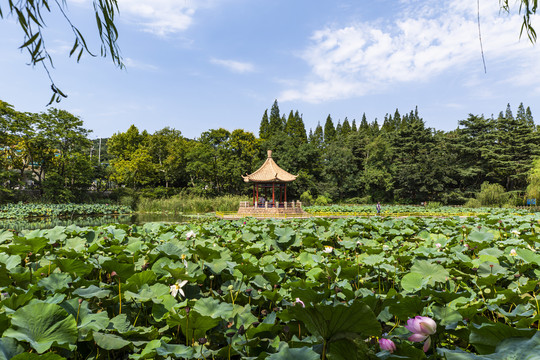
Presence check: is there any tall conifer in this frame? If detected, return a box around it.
[259,109,269,140]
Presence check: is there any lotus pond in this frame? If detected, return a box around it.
[0,211,539,359]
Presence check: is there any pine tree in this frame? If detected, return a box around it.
[259,109,269,140]
[370,119,380,137]
[335,120,342,140]
[268,100,283,135]
[351,119,357,132]
[342,117,351,138]
[526,106,534,127]
[359,113,370,135]
[310,122,324,148]
[285,110,295,138]
[294,111,308,143]
[285,110,307,143]
[324,115,336,143]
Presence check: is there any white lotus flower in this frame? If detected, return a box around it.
[186,230,196,240]
[435,243,442,249]
[170,279,188,298]
[511,230,521,237]
[323,246,333,253]
[509,248,517,256]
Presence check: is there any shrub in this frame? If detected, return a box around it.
[477,182,507,206]
[426,201,442,209]
[346,196,371,205]
[300,191,314,206]
[314,195,331,206]
[464,198,481,208]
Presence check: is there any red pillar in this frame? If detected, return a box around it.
[284,183,287,203]
[256,184,259,207]
[272,182,275,207]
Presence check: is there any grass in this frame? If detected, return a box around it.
[137,194,248,214]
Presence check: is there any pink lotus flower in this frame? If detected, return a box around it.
[293,298,305,307]
[379,338,396,353]
[405,316,436,352]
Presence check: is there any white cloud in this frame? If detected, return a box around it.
[116,0,217,36]
[210,58,255,73]
[124,57,158,71]
[280,0,540,103]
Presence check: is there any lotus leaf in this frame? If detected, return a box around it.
[3,303,78,353]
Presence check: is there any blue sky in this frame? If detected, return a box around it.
[1,0,539,139]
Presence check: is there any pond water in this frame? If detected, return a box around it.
[0,213,211,231]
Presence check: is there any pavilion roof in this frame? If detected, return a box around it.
[242,150,297,183]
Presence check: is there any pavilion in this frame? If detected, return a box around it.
[237,150,304,215]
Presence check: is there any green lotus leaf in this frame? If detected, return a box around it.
[155,342,195,358]
[11,353,66,360]
[440,331,540,359]
[59,298,110,339]
[193,296,234,320]
[93,332,131,350]
[385,295,424,320]
[72,285,111,299]
[267,343,319,360]
[469,322,536,354]
[289,300,381,341]
[0,337,24,360]
[206,257,232,274]
[0,253,21,271]
[156,243,185,260]
[63,237,87,253]
[167,309,220,344]
[274,227,295,244]
[3,303,78,353]
[124,283,170,303]
[108,314,134,334]
[38,273,72,294]
[515,248,540,265]
[126,270,157,291]
[410,260,450,284]
[11,236,48,255]
[105,226,127,241]
[401,272,427,292]
[468,231,494,244]
[0,231,14,245]
[306,267,324,281]
[55,258,93,276]
[101,260,135,280]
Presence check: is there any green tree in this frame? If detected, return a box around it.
[259,109,269,140]
[111,147,156,189]
[323,115,336,144]
[149,127,188,188]
[268,100,283,136]
[490,104,538,190]
[341,117,352,138]
[526,157,540,200]
[284,110,307,143]
[227,129,260,193]
[309,122,324,148]
[455,114,495,192]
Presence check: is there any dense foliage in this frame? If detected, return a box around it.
[0,211,539,359]
[1,100,540,205]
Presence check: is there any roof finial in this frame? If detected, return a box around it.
[267,150,272,158]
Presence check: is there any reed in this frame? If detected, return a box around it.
[137,194,248,214]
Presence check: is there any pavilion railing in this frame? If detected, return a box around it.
[239,200,302,209]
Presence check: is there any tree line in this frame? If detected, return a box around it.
[1,99,539,205]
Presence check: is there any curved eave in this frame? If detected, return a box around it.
[242,176,297,183]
